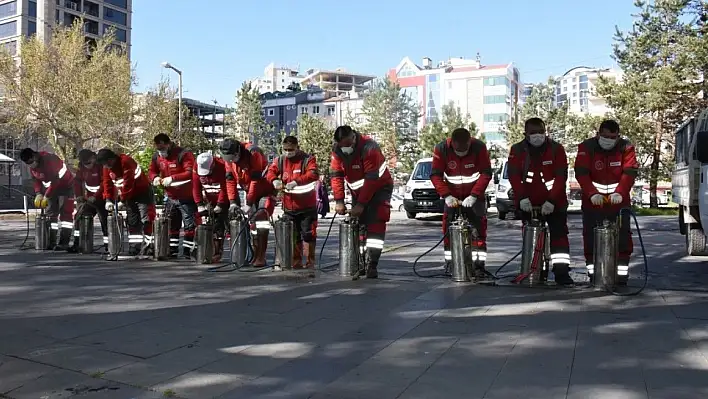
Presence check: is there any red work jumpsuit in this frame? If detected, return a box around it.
[574,137,639,278]
[430,138,492,266]
[266,151,319,268]
[193,156,229,233]
[30,152,75,247]
[508,138,570,271]
[225,143,275,267]
[103,153,155,249]
[73,163,110,247]
[330,133,393,269]
[149,147,197,254]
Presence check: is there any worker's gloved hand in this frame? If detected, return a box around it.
[609,193,623,205]
[445,195,460,208]
[152,176,161,187]
[33,194,44,209]
[197,205,208,214]
[335,202,347,215]
[590,194,605,206]
[117,202,125,211]
[272,179,283,190]
[162,176,173,187]
[228,202,239,215]
[105,201,115,212]
[519,198,533,213]
[285,181,298,190]
[541,201,555,215]
[214,205,223,214]
[462,196,477,208]
[241,204,252,215]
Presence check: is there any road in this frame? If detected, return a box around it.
[0,211,706,398]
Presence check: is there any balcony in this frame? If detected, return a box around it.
[64,0,80,12]
[84,1,99,17]
[84,20,98,35]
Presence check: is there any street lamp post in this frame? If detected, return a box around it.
[161,62,183,133]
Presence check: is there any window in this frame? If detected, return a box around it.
[579,75,588,82]
[397,63,417,78]
[102,25,126,42]
[0,1,16,19]
[267,109,274,116]
[572,77,577,82]
[312,105,320,114]
[1,40,16,55]
[327,105,335,116]
[562,86,567,93]
[572,92,577,98]
[483,76,508,86]
[412,161,432,180]
[426,74,441,123]
[301,107,308,114]
[483,95,506,104]
[579,82,588,90]
[483,113,509,122]
[27,20,36,36]
[28,1,36,17]
[483,132,504,142]
[104,0,127,9]
[103,7,127,25]
[0,21,16,39]
[572,100,577,105]
[572,84,576,90]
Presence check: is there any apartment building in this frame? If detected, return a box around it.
[554,66,622,116]
[251,63,303,94]
[0,0,131,58]
[387,54,521,146]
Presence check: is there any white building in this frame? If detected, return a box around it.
[300,68,375,97]
[388,54,522,147]
[250,62,303,94]
[0,0,131,57]
[554,66,622,116]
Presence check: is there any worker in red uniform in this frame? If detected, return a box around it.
[20,148,75,250]
[330,126,393,279]
[508,118,573,285]
[149,134,198,258]
[220,138,275,267]
[430,128,492,280]
[69,149,111,253]
[575,119,639,286]
[266,136,319,269]
[193,152,231,262]
[96,148,156,256]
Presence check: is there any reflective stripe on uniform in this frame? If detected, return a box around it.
[182,240,195,249]
[103,236,109,244]
[114,166,143,188]
[444,172,479,185]
[346,163,387,190]
[255,221,271,230]
[618,264,629,276]
[286,181,316,194]
[61,221,73,229]
[169,238,180,248]
[170,179,191,187]
[85,183,100,192]
[550,253,570,265]
[57,163,67,179]
[586,264,594,274]
[525,171,554,191]
[592,182,619,194]
[73,230,80,237]
[203,183,221,194]
[444,250,452,260]
[50,222,59,230]
[366,238,384,250]
[128,234,143,243]
[471,250,487,262]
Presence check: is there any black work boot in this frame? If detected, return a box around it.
[365,248,381,279]
[553,264,574,286]
[47,229,58,251]
[473,261,488,281]
[128,243,141,256]
[54,229,72,251]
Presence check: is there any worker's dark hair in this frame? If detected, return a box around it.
[96,148,118,165]
[599,119,620,134]
[334,125,355,142]
[282,135,298,146]
[153,133,171,145]
[450,128,471,143]
[219,138,241,155]
[19,148,36,163]
[524,117,546,131]
[78,149,95,163]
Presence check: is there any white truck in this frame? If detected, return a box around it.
[672,108,708,256]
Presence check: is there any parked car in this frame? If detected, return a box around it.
[390,193,404,211]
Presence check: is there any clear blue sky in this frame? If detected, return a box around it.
[131,0,638,107]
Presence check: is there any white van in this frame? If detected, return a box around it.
[403,158,443,219]
[493,158,515,220]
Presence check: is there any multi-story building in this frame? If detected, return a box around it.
[554,66,622,116]
[300,68,375,96]
[520,83,534,105]
[0,0,131,58]
[387,54,521,146]
[250,63,303,94]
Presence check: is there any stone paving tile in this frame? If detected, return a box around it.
[19,343,137,375]
[0,355,57,395]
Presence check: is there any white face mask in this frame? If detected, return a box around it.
[284,150,296,158]
[454,150,468,157]
[158,150,168,157]
[598,137,617,150]
[527,134,545,147]
[340,146,354,155]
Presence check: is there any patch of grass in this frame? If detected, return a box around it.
[163,389,177,397]
[631,206,679,216]
[88,371,105,378]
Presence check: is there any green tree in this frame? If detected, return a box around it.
[0,19,132,161]
[230,81,268,143]
[596,0,707,207]
[360,77,420,167]
[295,114,332,178]
[417,102,478,158]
